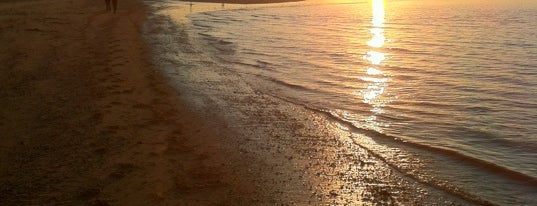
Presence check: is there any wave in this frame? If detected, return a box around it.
[265,94,536,205]
[228,59,279,72]
[184,3,537,204]
[199,34,237,55]
[265,77,315,92]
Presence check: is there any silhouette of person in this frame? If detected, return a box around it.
[105,0,118,13]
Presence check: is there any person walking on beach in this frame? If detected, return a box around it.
[105,0,118,13]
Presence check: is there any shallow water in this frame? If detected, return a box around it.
[150,0,537,204]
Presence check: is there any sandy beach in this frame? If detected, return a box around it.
[0,0,272,204]
[2,0,526,205]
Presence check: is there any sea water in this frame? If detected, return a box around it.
[151,0,537,204]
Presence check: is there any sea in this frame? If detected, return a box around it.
[145,0,537,205]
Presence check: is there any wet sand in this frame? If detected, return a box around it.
[0,0,483,205]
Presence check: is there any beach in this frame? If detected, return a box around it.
[1,0,535,205]
[0,0,267,204]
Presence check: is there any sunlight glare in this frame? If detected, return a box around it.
[366,67,383,75]
[358,0,389,133]
[367,28,385,48]
[364,51,385,65]
[372,0,385,27]
[363,85,385,104]
[360,76,388,83]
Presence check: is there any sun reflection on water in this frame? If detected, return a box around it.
[367,28,386,48]
[372,0,385,27]
[359,0,389,131]
[366,67,383,75]
[364,51,386,65]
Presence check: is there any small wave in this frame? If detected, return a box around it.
[197,32,211,37]
[268,94,536,205]
[313,79,346,88]
[266,77,314,92]
[215,39,233,45]
[386,47,414,53]
[232,60,277,71]
[396,100,464,110]
[202,37,236,55]
[241,50,282,58]
[192,22,212,29]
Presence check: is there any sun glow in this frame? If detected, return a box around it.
[364,51,385,65]
[367,28,385,48]
[358,0,389,130]
[372,0,385,27]
[366,67,383,75]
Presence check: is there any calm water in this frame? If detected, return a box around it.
[160,0,537,204]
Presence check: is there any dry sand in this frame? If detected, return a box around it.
[0,0,275,205]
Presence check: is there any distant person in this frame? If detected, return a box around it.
[105,0,118,13]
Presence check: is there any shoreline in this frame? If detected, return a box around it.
[156,0,305,23]
[143,1,495,205]
[0,0,495,204]
[1,0,526,205]
[146,1,536,205]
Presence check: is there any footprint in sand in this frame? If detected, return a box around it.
[99,125,119,135]
[109,101,122,106]
[77,187,101,201]
[44,18,69,25]
[132,103,150,109]
[91,112,103,122]
[105,85,120,90]
[107,42,120,49]
[108,163,136,179]
[93,147,108,155]
[91,199,111,206]
[109,62,125,67]
[110,48,123,53]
